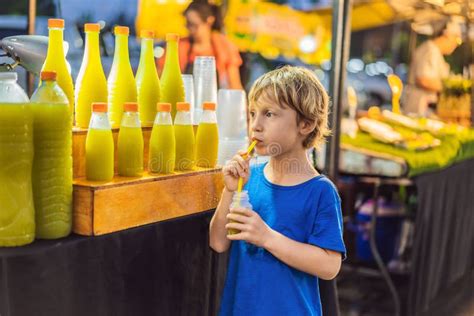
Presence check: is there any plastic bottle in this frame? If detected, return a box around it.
[228,190,253,235]
[108,26,137,128]
[0,72,35,246]
[30,71,72,239]
[86,102,114,181]
[136,30,160,127]
[149,103,175,174]
[41,18,74,117]
[118,102,144,177]
[174,102,195,171]
[196,102,219,168]
[160,33,184,120]
[75,23,108,128]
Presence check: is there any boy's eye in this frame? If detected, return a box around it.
[249,111,255,118]
[265,111,273,118]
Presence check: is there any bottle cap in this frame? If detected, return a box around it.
[124,102,138,112]
[157,103,171,112]
[114,26,129,35]
[92,102,107,113]
[203,102,216,111]
[140,30,155,38]
[40,71,57,81]
[166,33,179,41]
[176,102,190,112]
[84,23,100,32]
[48,19,64,28]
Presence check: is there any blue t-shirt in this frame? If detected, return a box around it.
[218,162,346,316]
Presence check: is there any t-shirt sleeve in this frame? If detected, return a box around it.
[307,187,346,260]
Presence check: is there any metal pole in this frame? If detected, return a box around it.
[325,0,352,182]
[27,0,37,96]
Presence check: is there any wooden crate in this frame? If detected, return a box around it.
[73,168,224,236]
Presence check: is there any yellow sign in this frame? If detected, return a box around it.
[135,0,191,39]
[225,0,331,65]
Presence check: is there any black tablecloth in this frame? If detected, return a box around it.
[409,158,474,316]
[0,210,340,316]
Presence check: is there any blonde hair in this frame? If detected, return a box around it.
[248,65,330,148]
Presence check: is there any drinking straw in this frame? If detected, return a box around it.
[236,140,258,206]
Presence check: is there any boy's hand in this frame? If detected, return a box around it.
[225,207,274,248]
[222,150,251,192]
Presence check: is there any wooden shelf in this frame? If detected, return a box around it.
[73,168,224,236]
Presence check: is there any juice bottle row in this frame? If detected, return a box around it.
[43,18,185,129]
[85,101,219,182]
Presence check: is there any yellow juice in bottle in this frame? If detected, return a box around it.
[136,30,160,127]
[160,33,184,120]
[0,73,35,246]
[41,19,74,117]
[31,71,72,239]
[0,104,35,246]
[118,103,144,177]
[75,23,108,128]
[174,102,195,171]
[196,102,219,168]
[149,103,176,174]
[108,26,137,128]
[86,103,114,181]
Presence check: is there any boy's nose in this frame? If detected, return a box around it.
[250,117,263,133]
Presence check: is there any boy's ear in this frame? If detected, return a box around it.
[299,119,317,136]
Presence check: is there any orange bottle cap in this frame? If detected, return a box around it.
[48,19,64,29]
[124,102,138,112]
[115,26,129,35]
[40,71,57,81]
[84,23,100,32]
[176,102,190,112]
[92,102,107,113]
[203,102,216,111]
[140,30,155,38]
[157,103,172,112]
[166,33,179,41]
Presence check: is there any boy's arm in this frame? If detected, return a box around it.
[209,188,234,253]
[226,209,342,279]
[210,151,251,253]
[264,230,342,280]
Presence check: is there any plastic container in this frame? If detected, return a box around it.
[118,102,144,177]
[30,71,72,239]
[108,26,137,128]
[193,56,217,124]
[218,137,249,165]
[0,72,35,246]
[181,74,195,125]
[41,18,74,117]
[136,30,160,127]
[196,102,219,168]
[75,23,108,128]
[160,34,184,120]
[355,197,404,263]
[85,102,114,181]
[228,190,253,235]
[216,89,247,139]
[174,102,195,171]
[149,103,176,174]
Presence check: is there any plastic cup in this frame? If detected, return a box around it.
[193,56,217,124]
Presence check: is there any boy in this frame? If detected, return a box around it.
[210,66,346,315]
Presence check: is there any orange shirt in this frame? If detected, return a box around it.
[158,32,242,88]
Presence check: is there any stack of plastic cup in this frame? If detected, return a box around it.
[181,74,195,125]
[217,89,249,165]
[193,56,217,124]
